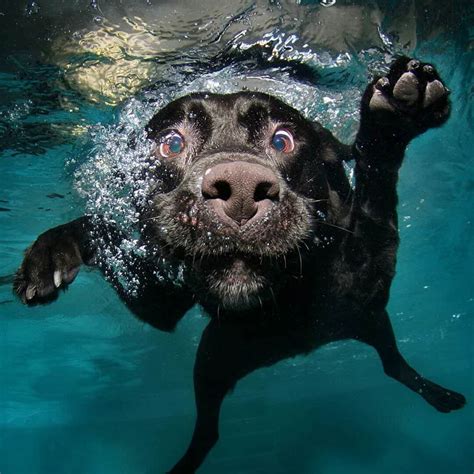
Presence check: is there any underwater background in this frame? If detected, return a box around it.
[0,1,472,472]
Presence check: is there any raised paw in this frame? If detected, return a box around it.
[418,378,466,413]
[363,56,451,140]
[14,226,84,305]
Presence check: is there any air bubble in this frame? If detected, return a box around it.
[320,0,336,7]
[68,40,376,295]
[25,1,40,15]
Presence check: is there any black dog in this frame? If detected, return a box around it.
[14,57,466,473]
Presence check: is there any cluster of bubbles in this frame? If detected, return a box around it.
[72,28,396,294]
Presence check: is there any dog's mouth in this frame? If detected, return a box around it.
[186,251,282,310]
[145,181,319,309]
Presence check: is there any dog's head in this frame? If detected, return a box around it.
[142,92,347,310]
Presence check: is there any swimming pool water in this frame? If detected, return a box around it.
[0,1,472,473]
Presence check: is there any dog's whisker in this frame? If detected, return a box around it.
[269,286,277,310]
[314,220,354,234]
[306,198,329,204]
[296,245,303,277]
[300,240,310,252]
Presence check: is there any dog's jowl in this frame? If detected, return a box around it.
[14,57,466,473]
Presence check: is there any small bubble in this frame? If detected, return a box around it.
[25,1,40,15]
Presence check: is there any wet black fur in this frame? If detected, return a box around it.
[14,57,466,473]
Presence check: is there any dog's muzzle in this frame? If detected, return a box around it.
[201,161,280,227]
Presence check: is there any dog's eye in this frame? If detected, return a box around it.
[159,131,185,158]
[271,129,294,153]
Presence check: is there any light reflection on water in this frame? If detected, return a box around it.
[0,1,469,152]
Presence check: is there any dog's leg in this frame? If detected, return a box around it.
[14,216,192,329]
[345,59,466,413]
[345,57,452,306]
[168,321,239,474]
[353,56,451,220]
[353,57,451,219]
[169,318,296,473]
[168,370,230,474]
[356,310,466,413]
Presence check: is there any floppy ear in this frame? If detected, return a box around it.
[306,122,352,227]
[312,121,353,163]
[310,122,353,221]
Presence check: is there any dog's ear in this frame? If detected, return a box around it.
[310,122,353,211]
[312,121,353,164]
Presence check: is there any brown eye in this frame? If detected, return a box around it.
[159,131,185,158]
[271,129,295,153]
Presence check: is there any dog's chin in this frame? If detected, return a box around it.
[189,254,277,311]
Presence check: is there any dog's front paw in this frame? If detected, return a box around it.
[14,227,84,304]
[363,56,451,140]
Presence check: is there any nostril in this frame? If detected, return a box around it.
[254,181,280,202]
[201,162,280,226]
[202,180,232,200]
[214,181,232,200]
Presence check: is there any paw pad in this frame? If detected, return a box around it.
[365,56,451,135]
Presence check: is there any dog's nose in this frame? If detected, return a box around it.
[202,161,280,226]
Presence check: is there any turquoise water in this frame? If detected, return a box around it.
[1,1,473,473]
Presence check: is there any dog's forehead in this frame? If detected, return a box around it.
[193,92,304,124]
[150,92,303,131]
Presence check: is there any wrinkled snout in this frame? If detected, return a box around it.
[201,161,280,226]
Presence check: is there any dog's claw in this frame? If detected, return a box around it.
[423,64,435,76]
[25,285,36,300]
[407,59,420,71]
[375,76,390,91]
[54,270,62,288]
